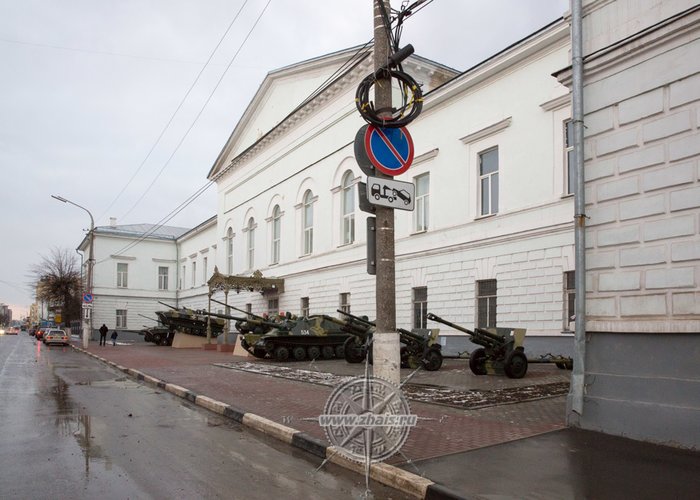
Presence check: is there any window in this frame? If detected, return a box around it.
[412,287,428,329]
[339,293,351,314]
[565,120,575,195]
[479,148,499,216]
[227,227,234,274]
[246,303,252,315]
[158,266,169,290]
[246,217,256,270]
[303,190,314,255]
[301,297,310,318]
[116,309,127,328]
[181,265,186,289]
[564,271,576,330]
[267,297,279,316]
[203,257,208,283]
[341,171,355,245]
[414,173,429,232]
[476,279,497,328]
[271,205,281,265]
[117,263,128,288]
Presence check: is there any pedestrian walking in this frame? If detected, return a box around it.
[110,330,118,346]
[99,324,109,346]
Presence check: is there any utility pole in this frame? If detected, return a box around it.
[372,0,400,386]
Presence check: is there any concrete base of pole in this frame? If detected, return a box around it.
[372,332,401,386]
[82,320,89,349]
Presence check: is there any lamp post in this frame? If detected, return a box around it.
[52,195,94,349]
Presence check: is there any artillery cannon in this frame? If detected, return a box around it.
[338,310,443,371]
[426,313,528,379]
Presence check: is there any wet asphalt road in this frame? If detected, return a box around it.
[0,334,409,499]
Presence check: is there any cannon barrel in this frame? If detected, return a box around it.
[157,301,180,311]
[426,313,475,335]
[138,313,160,323]
[209,298,268,321]
[337,309,375,326]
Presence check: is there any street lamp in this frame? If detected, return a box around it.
[51,195,94,349]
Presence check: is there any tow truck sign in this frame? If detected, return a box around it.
[365,176,415,211]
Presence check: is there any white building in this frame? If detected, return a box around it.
[73,4,700,449]
[84,20,576,349]
[556,0,700,449]
[206,20,575,351]
[80,219,189,332]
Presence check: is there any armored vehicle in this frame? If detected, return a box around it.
[155,302,225,338]
[140,326,173,346]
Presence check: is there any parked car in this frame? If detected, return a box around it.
[7,327,20,335]
[44,329,70,346]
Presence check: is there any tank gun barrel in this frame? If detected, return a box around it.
[157,301,180,311]
[138,314,160,323]
[209,298,268,321]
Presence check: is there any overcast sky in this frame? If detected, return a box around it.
[0,0,569,317]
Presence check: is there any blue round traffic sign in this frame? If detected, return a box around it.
[83,293,94,303]
[364,125,414,176]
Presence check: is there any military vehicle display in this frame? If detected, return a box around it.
[200,307,356,361]
[140,325,173,346]
[337,310,444,371]
[155,302,225,338]
[248,314,355,361]
[427,312,528,379]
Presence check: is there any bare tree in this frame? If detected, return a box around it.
[28,248,82,325]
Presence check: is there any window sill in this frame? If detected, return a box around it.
[474,213,497,221]
[560,193,574,199]
[410,229,428,236]
[337,241,355,248]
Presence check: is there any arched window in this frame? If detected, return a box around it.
[271,205,281,264]
[226,227,233,274]
[302,190,314,255]
[246,217,255,270]
[341,171,355,244]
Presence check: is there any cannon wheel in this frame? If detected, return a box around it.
[274,346,289,361]
[321,346,335,359]
[334,344,345,359]
[344,337,366,363]
[505,350,528,379]
[292,346,307,361]
[152,332,163,345]
[469,348,487,375]
[307,346,321,360]
[422,348,443,371]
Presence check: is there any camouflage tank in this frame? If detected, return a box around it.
[247,314,357,361]
[155,302,225,338]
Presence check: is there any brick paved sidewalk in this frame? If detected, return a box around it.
[80,342,568,465]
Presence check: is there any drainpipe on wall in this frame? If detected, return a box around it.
[570,0,586,417]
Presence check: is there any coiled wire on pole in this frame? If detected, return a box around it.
[355,68,423,128]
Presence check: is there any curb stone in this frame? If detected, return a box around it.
[71,346,467,500]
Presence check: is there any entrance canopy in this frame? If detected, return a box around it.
[207,267,284,295]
